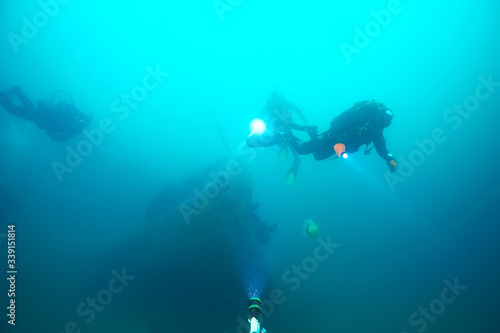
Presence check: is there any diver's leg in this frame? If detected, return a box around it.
[1,86,36,120]
[0,91,22,115]
[277,140,289,160]
[288,132,335,160]
[11,86,35,111]
[311,135,336,160]
[285,134,316,155]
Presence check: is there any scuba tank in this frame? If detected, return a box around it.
[50,90,92,126]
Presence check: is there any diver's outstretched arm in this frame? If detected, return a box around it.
[372,131,390,160]
[284,132,321,156]
[286,101,307,124]
[373,131,397,172]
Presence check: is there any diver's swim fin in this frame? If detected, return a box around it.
[285,142,300,185]
[285,161,299,185]
[278,142,288,160]
[279,148,288,160]
[285,170,296,185]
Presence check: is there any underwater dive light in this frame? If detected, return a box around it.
[334,143,347,159]
[248,297,264,333]
[248,297,261,318]
[249,118,266,136]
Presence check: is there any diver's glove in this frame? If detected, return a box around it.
[386,154,397,172]
[303,125,318,139]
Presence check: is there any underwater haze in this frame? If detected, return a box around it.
[1,0,499,332]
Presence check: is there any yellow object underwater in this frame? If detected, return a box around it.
[303,218,319,238]
[285,170,295,186]
[279,148,288,160]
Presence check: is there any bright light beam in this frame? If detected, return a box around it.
[249,118,266,136]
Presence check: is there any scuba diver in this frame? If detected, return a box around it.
[286,100,398,172]
[0,86,91,141]
[247,91,318,184]
[260,91,317,137]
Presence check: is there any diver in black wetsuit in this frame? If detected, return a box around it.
[286,100,398,172]
[0,86,91,141]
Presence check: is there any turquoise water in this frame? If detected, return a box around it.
[1,0,499,332]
